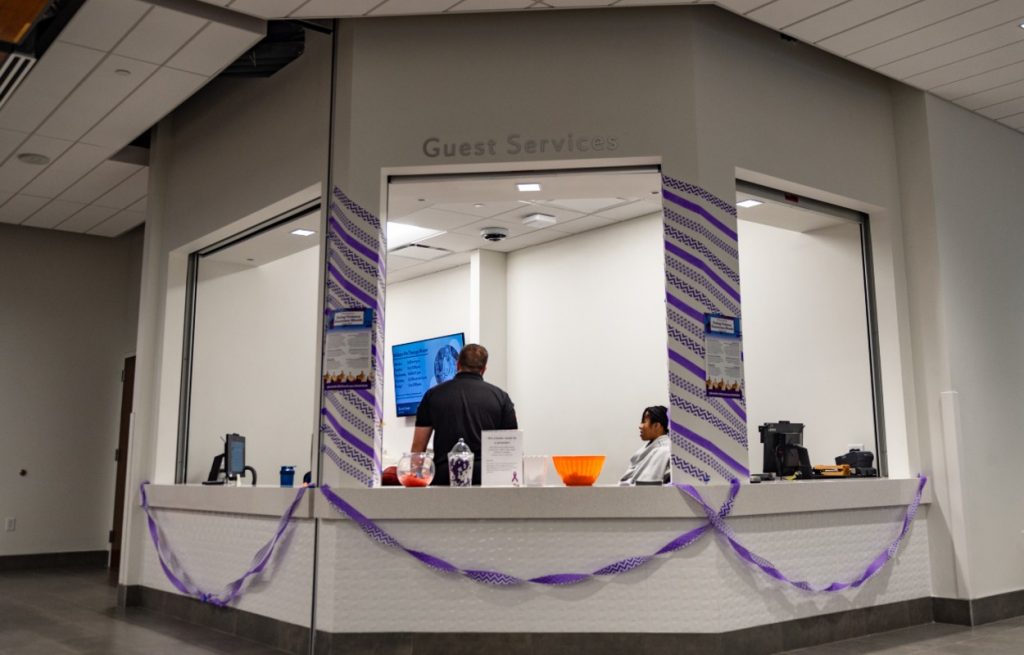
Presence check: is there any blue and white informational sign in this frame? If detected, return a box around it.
[704,314,744,399]
[392,332,464,417]
[323,308,374,390]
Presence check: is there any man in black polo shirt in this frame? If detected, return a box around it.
[411,344,517,486]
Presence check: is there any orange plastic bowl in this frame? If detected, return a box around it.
[552,455,606,486]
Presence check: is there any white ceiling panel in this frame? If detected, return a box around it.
[501,202,585,224]
[784,0,920,44]
[0,43,105,134]
[386,254,421,272]
[879,22,1024,81]
[290,0,382,17]
[0,129,27,163]
[54,204,120,233]
[905,38,1024,90]
[448,0,533,11]
[614,0,699,5]
[371,0,461,15]
[0,135,73,193]
[714,0,775,14]
[1000,111,1024,128]
[229,0,307,18]
[451,215,566,239]
[977,95,1024,119]
[934,59,1024,101]
[21,199,88,229]
[848,0,1024,70]
[93,168,148,209]
[57,0,152,52]
[0,195,49,224]
[413,231,486,252]
[36,55,158,142]
[88,209,146,237]
[555,214,615,234]
[20,143,114,198]
[81,67,208,148]
[955,78,1024,109]
[166,21,265,76]
[595,197,663,220]
[128,196,147,212]
[429,201,525,218]
[394,207,480,231]
[746,0,847,30]
[538,197,632,213]
[817,0,990,57]
[58,160,141,204]
[541,0,616,6]
[114,6,208,65]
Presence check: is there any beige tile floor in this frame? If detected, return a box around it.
[1,567,1020,654]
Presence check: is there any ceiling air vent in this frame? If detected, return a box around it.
[0,53,36,111]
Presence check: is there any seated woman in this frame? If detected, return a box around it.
[619,405,671,485]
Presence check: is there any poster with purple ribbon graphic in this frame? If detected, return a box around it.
[704,314,743,399]
[323,308,374,390]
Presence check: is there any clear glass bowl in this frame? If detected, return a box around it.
[397,452,435,487]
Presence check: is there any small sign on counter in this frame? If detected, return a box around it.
[481,430,523,487]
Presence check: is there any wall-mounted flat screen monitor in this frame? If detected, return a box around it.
[392,333,465,417]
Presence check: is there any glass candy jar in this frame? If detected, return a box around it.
[447,438,474,487]
[397,452,435,487]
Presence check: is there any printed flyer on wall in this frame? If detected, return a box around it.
[323,308,373,390]
[704,313,744,399]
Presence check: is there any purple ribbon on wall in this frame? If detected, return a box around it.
[139,482,306,606]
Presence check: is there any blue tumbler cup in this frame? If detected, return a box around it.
[280,466,296,487]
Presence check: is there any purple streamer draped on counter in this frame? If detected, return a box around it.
[139,482,306,606]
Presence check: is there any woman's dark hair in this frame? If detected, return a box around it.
[642,405,669,434]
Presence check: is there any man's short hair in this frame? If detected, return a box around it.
[458,344,489,373]
[642,405,669,434]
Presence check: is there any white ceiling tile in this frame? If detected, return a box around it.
[555,214,614,234]
[849,0,1024,69]
[0,195,49,224]
[497,202,584,225]
[613,0,700,5]
[35,55,158,142]
[595,198,662,220]
[82,67,208,148]
[955,78,1024,110]
[430,201,525,218]
[999,111,1024,129]
[386,254,421,272]
[0,43,105,134]
[57,0,152,51]
[21,199,88,229]
[390,207,479,230]
[880,22,1024,81]
[539,197,631,213]
[0,189,14,206]
[539,0,616,6]
[53,204,120,233]
[128,196,147,212]
[290,0,381,16]
[19,143,114,198]
[934,59,1024,101]
[447,0,533,11]
[166,21,265,76]
[785,0,920,44]
[114,7,208,64]
[58,160,141,204]
[371,0,461,16]
[905,39,1024,90]
[87,209,146,237]
[976,95,1024,120]
[747,0,847,30]
[817,0,990,57]
[229,0,307,18]
[412,231,486,252]
[93,168,148,209]
[0,128,27,163]
[0,135,74,193]
[712,0,777,14]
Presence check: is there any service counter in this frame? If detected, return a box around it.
[139,478,933,647]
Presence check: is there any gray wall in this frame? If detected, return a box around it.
[0,223,142,556]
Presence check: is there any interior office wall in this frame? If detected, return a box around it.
[688,9,914,479]
[739,220,875,473]
[0,223,143,556]
[507,213,667,485]
[187,249,319,483]
[923,96,1024,599]
[381,264,470,466]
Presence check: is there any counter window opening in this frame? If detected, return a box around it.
[378,166,670,486]
[736,180,886,478]
[175,202,322,485]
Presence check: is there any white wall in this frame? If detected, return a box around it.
[923,96,1024,599]
[0,223,142,556]
[507,214,668,485]
[382,265,470,465]
[739,220,875,472]
[187,248,320,484]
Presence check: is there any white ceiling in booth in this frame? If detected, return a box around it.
[4,0,1024,239]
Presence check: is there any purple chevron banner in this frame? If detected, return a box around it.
[662,175,749,484]
[321,186,387,488]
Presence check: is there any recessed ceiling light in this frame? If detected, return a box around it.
[522,213,557,227]
[17,152,49,165]
[1019,21,1024,29]
[737,199,763,208]
[290,228,315,237]
[387,222,444,251]
[473,203,485,208]
[114,68,131,76]
[517,183,541,192]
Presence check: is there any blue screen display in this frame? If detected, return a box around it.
[226,435,246,476]
[392,333,465,417]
